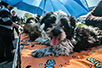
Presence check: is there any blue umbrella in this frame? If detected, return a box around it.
[1,0,89,18]
[1,0,46,16]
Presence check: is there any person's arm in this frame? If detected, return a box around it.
[92,0,102,16]
[86,13,102,22]
[85,0,102,25]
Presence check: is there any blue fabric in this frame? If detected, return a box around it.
[1,0,89,18]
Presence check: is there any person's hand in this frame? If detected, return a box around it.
[11,23,19,28]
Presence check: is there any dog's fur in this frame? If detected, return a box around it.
[23,17,49,41]
[74,26,102,52]
[31,11,102,57]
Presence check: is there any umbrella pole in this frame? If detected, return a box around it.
[42,0,46,15]
[85,0,90,11]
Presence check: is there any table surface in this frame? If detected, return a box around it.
[20,33,102,68]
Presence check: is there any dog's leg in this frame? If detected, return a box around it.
[32,44,72,57]
[32,46,55,57]
[35,38,51,45]
[32,46,62,57]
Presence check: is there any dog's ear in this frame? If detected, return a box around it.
[69,16,76,28]
[40,12,56,31]
[40,12,54,24]
[40,23,45,30]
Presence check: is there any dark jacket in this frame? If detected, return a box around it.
[0,8,13,37]
[0,8,13,26]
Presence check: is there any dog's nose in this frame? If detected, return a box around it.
[51,26,62,36]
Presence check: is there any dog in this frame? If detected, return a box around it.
[32,10,76,57]
[74,25,102,52]
[32,10,102,57]
[23,17,35,33]
[23,17,49,42]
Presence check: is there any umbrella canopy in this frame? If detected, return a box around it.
[1,0,46,16]
[1,0,89,18]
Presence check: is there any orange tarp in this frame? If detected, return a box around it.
[20,33,102,68]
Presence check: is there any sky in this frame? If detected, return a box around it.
[86,0,100,7]
[13,0,100,18]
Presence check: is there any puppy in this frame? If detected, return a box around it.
[32,10,76,57]
[23,16,40,34]
[23,17,49,41]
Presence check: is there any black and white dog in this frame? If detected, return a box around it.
[32,10,102,57]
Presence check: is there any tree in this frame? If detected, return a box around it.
[24,13,32,18]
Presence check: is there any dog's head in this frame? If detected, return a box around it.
[28,23,45,41]
[40,12,56,30]
[40,10,76,46]
[23,17,35,33]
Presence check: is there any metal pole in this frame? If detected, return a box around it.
[12,28,21,68]
[42,0,46,15]
[85,0,90,11]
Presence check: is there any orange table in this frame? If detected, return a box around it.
[20,33,102,68]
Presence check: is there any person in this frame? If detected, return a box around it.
[12,10,20,35]
[85,0,102,30]
[12,10,20,24]
[0,1,19,63]
[0,3,5,9]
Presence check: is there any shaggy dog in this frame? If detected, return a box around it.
[32,11,76,57]
[32,10,102,58]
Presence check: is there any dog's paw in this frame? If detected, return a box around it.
[35,38,51,45]
[37,39,46,44]
[32,49,45,57]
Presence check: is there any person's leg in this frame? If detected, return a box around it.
[0,36,14,62]
[0,37,5,63]
[0,27,14,62]
[4,36,14,62]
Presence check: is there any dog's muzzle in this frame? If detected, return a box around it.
[51,25,62,37]
[50,25,62,46]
